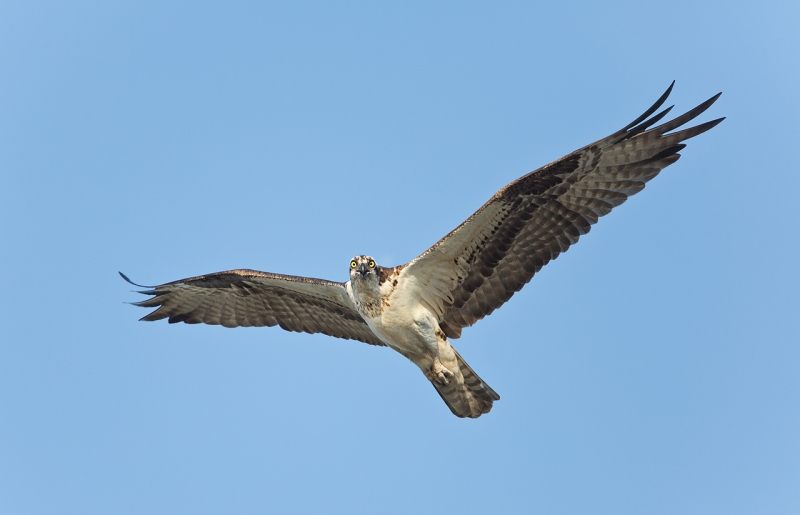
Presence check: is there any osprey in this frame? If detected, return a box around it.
[122,83,723,418]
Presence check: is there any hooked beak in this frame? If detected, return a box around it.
[357,263,369,277]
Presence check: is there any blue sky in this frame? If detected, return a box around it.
[1,2,798,514]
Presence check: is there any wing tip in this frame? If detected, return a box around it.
[139,310,167,322]
[624,84,723,136]
[695,91,723,114]
[627,88,724,141]
[697,116,726,133]
[622,80,676,131]
[119,271,155,289]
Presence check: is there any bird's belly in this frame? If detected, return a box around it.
[365,303,436,358]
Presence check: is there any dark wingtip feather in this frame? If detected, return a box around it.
[653,92,723,135]
[627,105,674,137]
[119,271,155,289]
[622,81,675,131]
[668,117,726,142]
[140,310,168,322]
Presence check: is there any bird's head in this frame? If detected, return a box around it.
[349,255,379,283]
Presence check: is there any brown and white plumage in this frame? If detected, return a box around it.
[123,83,723,418]
[402,83,723,339]
[120,270,384,346]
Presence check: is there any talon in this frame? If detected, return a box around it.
[429,358,454,386]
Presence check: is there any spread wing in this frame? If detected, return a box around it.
[120,270,385,346]
[401,83,724,339]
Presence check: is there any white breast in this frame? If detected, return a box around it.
[354,277,438,357]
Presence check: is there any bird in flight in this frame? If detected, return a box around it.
[122,83,723,418]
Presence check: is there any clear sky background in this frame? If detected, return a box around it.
[1,2,798,514]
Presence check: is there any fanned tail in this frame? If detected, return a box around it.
[432,349,499,418]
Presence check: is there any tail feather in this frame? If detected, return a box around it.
[433,349,499,418]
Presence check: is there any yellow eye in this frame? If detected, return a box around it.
[350,260,357,269]
[368,260,375,268]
